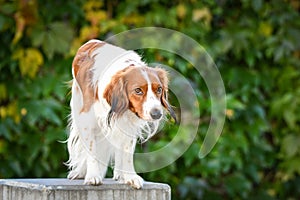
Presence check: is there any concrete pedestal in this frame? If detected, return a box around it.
[0,178,170,200]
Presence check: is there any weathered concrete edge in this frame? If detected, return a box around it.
[0,178,171,199]
[0,178,170,191]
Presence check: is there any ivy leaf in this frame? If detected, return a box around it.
[43,32,56,59]
[0,83,7,101]
[31,22,74,59]
[49,22,74,54]
[224,173,252,198]
[281,135,300,158]
[252,0,262,12]
[12,48,43,78]
[176,4,187,19]
[12,13,25,44]
[31,24,46,47]
[259,22,273,37]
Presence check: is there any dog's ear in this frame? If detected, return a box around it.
[103,73,129,126]
[155,68,177,123]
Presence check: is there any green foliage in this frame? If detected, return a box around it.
[1,0,300,199]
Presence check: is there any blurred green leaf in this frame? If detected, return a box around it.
[31,22,74,59]
[224,173,252,198]
[281,135,300,158]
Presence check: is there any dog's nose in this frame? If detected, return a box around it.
[150,108,162,120]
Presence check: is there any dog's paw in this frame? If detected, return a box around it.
[67,170,84,180]
[84,175,103,185]
[123,174,144,189]
[113,169,122,181]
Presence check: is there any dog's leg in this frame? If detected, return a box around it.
[91,131,111,184]
[73,110,106,185]
[67,123,87,180]
[112,130,144,189]
[84,133,102,185]
[83,131,111,185]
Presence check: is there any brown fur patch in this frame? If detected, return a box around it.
[72,41,105,113]
[103,67,133,124]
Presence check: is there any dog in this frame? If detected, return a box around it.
[66,39,176,189]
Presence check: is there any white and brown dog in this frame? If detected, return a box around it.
[67,39,176,189]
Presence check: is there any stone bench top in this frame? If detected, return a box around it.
[0,178,171,200]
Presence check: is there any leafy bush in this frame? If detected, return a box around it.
[1,0,300,199]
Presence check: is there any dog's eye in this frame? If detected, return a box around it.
[156,86,162,94]
[134,88,143,95]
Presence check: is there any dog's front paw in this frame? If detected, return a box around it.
[123,174,144,189]
[84,174,103,185]
[67,170,84,180]
[113,169,122,181]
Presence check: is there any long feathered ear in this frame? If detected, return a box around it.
[103,74,129,126]
[155,68,177,123]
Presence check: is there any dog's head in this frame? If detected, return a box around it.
[103,66,176,125]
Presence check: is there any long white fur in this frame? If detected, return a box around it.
[67,40,161,189]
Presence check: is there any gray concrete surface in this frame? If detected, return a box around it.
[0,178,171,200]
